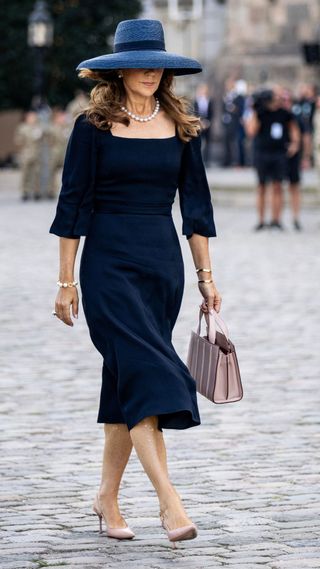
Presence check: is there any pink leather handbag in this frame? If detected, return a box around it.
[187,308,243,404]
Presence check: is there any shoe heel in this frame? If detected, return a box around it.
[93,494,135,539]
[93,504,103,534]
[97,513,103,534]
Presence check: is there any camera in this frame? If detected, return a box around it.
[251,89,274,114]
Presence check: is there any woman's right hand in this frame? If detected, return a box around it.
[54,286,79,326]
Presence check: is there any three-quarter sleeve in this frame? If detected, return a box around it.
[178,133,217,240]
[49,114,96,238]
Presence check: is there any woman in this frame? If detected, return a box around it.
[49,19,221,546]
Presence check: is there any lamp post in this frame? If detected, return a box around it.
[28,1,54,198]
[28,0,54,110]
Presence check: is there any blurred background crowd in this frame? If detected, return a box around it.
[12,91,89,200]
[195,79,319,170]
[10,81,320,202]
[2,0,320,230]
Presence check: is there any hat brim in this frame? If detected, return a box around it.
[76,50,202,76]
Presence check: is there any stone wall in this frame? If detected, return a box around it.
[141,0,226,95]
[216,0,320,86]
[140,0,320,91]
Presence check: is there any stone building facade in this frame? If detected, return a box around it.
[219,0,320,86]
[141,0,320,90]
[141,0,227,94]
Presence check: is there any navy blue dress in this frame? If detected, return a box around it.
[49,114,216,432]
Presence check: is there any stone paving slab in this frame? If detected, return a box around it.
[0,173,320,568]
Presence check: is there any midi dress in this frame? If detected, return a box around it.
[49,113,217,432]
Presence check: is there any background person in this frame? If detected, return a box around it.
[66,89,90,121]
[13,111,43,200]
[313,94,320,180]
[221,78,246,167]
[294,83,316,169]
[193,82,215,166]
[282,88,304,230]
[234,79,248,167]
[47,109,71,199]
[245,87,300,230]
[221,78,238,167]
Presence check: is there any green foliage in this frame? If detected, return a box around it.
[1,0,142,110]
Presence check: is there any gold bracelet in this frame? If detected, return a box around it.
[198,279,213,284]
[57,280,78,288]
[196,268,211,273]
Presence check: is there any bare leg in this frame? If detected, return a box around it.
[288,182,301,220]
[98,419,179,528]
[98,423,133,528]
[271,180,283,222]
[257,183,267,223]
[129,415,194,529]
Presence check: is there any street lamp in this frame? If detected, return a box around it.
[28,0,53,109]
[27,1,54,198]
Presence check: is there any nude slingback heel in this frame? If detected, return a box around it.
[93,493,135,539]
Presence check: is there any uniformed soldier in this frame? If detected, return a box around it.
[47,109,71,198]
[14,111,43,200]
[65,89,90,121]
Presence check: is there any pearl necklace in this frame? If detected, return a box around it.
[121,97,160,122]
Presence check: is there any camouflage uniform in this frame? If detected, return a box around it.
[14,120,43,199]
[66,93,90,121]
[47,117,71,198]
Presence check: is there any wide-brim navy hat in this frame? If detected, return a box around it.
[76,19,202,76]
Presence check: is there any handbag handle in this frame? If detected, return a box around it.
[196,307,229,344]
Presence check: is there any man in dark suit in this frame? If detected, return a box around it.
[193,83,215,166]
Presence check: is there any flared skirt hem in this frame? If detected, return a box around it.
[97,407,201,432]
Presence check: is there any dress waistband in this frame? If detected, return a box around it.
[93,200,172,215]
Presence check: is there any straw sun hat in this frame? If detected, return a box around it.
[76,18,202,76]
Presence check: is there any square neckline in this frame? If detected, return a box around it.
[109,125,177,140]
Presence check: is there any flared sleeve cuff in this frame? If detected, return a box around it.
[49,114,96,239]
[49,200,94,238]
[178,133,217,240]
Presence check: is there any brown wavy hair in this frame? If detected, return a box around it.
[77,68,201,142]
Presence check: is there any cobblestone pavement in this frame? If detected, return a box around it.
[1,171,320,568]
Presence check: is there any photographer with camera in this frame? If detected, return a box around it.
[245,87,300,230]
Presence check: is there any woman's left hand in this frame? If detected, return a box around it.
[198,281,222,314]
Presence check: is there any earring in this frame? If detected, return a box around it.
[118,74,122,78]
